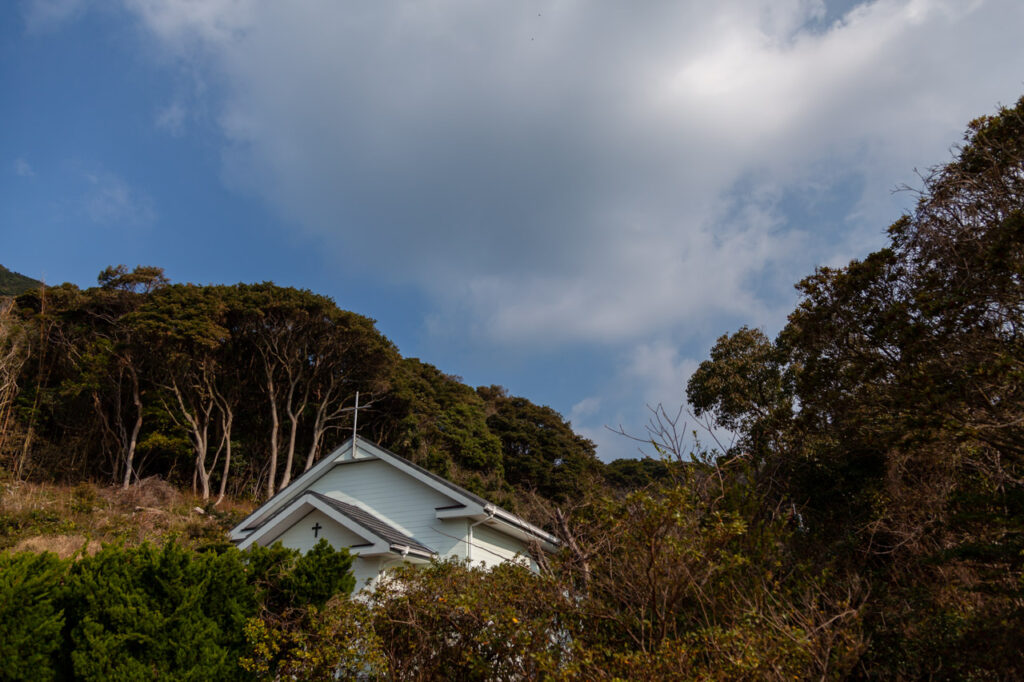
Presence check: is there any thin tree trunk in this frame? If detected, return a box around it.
[170,377,215,500]
[279,404,302,489]
[122,364,143,489]
[279,379,300,490]
[0,306,28,458]
[278,370,310,490]
[17,289,48,481]
[304,426,323,472]
[215,400,233,505]
[304,382,336,472]
[265,360,280,500]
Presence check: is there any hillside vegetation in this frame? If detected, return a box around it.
[1,96,1023,679]
[0,267,635,513]
[0,265,41,296]
[0,478,252,556]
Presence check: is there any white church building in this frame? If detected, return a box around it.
[229,436,559,589]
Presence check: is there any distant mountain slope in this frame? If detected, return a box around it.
[0,265,42,296]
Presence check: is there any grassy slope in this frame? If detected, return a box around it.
[0,478,255,557]
[0,265,43,296]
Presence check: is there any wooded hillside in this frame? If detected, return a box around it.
[0,267,622,512]
[0,265,41,296]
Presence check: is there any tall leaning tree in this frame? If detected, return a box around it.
[52,266,168,487]
[229,284,396,499]
[133,284,238,501]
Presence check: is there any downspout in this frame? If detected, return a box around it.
[467,505,496,562]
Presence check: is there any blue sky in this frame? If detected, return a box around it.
[3,0,1023,459]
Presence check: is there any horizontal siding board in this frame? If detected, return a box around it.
[313,460,463,557]
[269,509,368,554]
[473,524,530,568]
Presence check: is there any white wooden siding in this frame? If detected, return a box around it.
[314,460,468,559]
[269,509,368,554]
[352,556,382,592]
[471,524,530,568]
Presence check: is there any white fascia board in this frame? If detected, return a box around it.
[229,437,372,541]
[481,516,559,554]
[446,504,559,549]
[439,505,559,553]
[435,504,486,519]
[237,494,389,555]
[353,438,480,508]
[490,507,560,547]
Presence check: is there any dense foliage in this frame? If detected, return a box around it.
[688,96,1024,677]
[239,453,865,680]
[0,265,41,297]
[0,539,355,680]
[0,276,602,508]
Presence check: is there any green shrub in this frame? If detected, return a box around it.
[0,551,67,681]
[69,483,99,514]
[61,542,254,681]
[56,539,354,681]
[283,538,356,608]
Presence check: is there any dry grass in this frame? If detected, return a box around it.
[117,475,183,509]
[13,534,101,558]
[0,478,256,554]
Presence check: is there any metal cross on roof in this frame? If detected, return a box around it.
[338,391,370,459]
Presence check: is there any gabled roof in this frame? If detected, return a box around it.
[235,489,436,559]
[230,435,559,552]
[307,492,434,556]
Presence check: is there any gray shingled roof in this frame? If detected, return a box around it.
[307,491,435,557]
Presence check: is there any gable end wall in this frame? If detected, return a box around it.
[313,459,468,560]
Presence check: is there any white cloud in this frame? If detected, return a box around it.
[105,0,1024,448]
[569,396,601,423]
[13,158,35,177]
[155,102,186,135]
[82,169,156,227]
[573,338,746,460]
[569,339,701,459]
[623,341,698,409]
[115,0,1024,350]
[22,0,88,33]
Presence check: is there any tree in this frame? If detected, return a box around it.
[96,264,169,294]
[61,266,169,487]
[56,540,356,681]
[133,285,236,500]
[229,284,396,499]
[0,299,30,460]
[687,326,793,459]
[368,559,571,680]
[477,385,601,502]
[685,96,1024,677]
[372,359,508,502]
[298,307,397,474]
[61,543,256,681]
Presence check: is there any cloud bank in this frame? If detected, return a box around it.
[119,0,1023,341]
[65,0,1024,454]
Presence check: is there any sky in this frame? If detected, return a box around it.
[3,0,1023,460]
